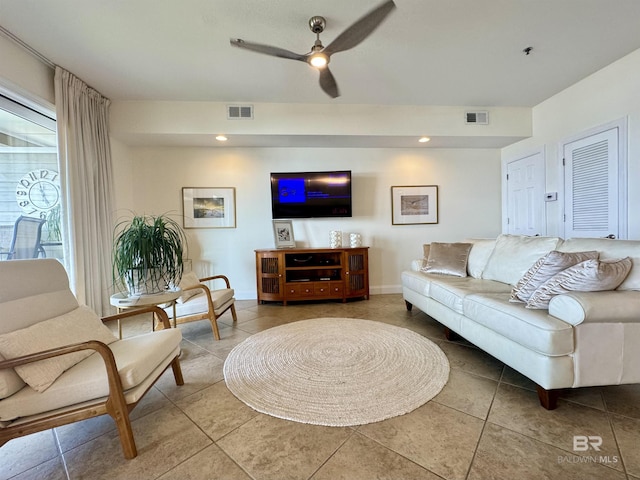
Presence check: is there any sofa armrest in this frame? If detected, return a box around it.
[410,259,425,272]
[548,291,640,326]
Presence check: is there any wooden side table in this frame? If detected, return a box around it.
[110,289,182,338]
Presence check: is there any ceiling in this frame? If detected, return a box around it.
[1,0,640,108]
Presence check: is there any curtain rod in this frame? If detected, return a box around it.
[0,25,56,69]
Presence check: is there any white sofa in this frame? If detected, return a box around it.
[401,234,640,409]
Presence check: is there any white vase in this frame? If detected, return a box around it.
[330,230,342,248]
[350,233,362,248]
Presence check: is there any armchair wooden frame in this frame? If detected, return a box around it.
[0,306,183,459]
[169,274,238,340]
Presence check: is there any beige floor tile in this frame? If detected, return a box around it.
[434,339,504,381]
[6,457,68,480]
[55,386,171,452]
[154,344,225,401]
[433,369,498,420]
[560,386,606,410]
[488,383,622,469]
[63,405,212,480]
[469,422,625,480]
[157,444,251,480]
[611,414,640,477]
[175,381,258,441]
[0,430,60,480]
[217,414,352,480]
[184,326,254,360]
[359,401,484,480]
[312,431,440,480]
[603,384,640,420]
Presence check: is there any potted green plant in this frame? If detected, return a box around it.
[112,213,187,296]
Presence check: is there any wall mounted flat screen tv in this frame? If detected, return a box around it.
[270,170,352,218]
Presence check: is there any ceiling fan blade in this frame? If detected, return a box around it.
[319,67,340,98]
[230,38,307,62]
[323,0,396,56]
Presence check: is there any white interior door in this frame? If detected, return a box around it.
[563,127,619,238]
[506,151,546,236]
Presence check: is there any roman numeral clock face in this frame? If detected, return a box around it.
[15,169,61,217]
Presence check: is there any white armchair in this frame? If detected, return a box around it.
[0,259,184,459]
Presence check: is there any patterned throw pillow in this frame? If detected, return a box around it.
[510,250,599,303]
[526,257,633,309]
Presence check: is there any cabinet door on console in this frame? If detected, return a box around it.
[256,251,284,303]
[344,248,369,299]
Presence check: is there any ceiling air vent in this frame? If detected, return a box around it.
[465,111,489,125]
[227,105,253,119]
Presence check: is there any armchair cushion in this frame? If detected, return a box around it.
[0,329,182,422]
[0,305,117,392]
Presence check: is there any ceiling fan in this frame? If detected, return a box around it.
[230,0,396,98]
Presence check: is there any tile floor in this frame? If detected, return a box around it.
[1,294,639,480]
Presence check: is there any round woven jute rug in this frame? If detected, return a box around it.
[223,317,450,427]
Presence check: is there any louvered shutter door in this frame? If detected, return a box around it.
[563,128,618,238]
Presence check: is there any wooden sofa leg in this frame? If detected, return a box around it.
[443,327,462,341]
[405,300,413,311]
[536,385,561,410]
[230,304,238,322]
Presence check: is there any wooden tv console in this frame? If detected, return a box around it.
[255,247,369,305]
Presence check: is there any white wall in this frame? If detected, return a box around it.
[502,48,640,239]
[113,146,502,299]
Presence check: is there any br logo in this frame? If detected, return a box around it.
[573,435,602,452]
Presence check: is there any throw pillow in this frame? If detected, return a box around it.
[482,234,561,285]
[0,353,26,399]
[510,250,599,303]
[422,242,472,277]
[526,257,633,309]
[0,305,117,392]
[176,271,201,304]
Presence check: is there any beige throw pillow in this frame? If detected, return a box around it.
[0,305,117,392]
[0,352,26,399]
[510,250,599,303]
[176,271,201,304]
[526,257,633,309]
[422,242,472,277]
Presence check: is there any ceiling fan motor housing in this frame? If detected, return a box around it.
[309,16,326,34]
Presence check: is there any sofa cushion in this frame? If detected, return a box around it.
[526,257,632,309]
[0,328,182,422]
[463,293,574,356]
[423,242,472,277]
[482,234,561,285]
[401,270,434,297]
[510,250,599,303]
[170,288,235,318]
[429,277,512,314]
[464,239,496,279]
[558,238,640,291]
[0,306,117,393]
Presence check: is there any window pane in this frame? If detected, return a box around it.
[0,95,62,261]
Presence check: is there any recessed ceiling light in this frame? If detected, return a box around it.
[418,137,430,143]
[216,135,228,142]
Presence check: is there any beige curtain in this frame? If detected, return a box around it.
[54,67,115,315]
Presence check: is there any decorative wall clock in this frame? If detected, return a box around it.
[15,168,61,216]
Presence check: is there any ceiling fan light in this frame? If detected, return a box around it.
[215,135,228,142]
[309,53,328,68]
[419,136,431,143]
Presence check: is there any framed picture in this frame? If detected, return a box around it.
[182,187,236,228]
[272,219,296,248]
[391,185,439,225]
